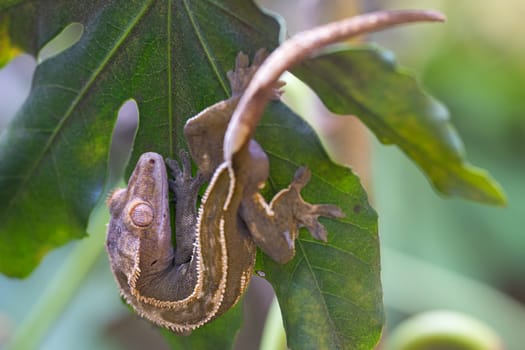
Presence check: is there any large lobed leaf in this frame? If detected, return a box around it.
[0,0,278,277]
[293,46,506,206]
[0,1,382,348]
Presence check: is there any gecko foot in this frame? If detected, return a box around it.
[166,151,205,201]
[289,167,345,242]
[227,49,285,99]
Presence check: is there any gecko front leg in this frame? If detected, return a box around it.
[165,151,205,265]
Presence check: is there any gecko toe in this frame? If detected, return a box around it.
[228,50,271,97]
[297,213,328,242]
[235,51,249,69]
[165,158,182,178]
[253,48,268,65]
[294,201,344,242]
[314,204,345,219]
[178,150,193,179]
[291,166,311,189]
[311,222,328,242]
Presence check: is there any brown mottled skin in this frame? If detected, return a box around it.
[106,51,344,334]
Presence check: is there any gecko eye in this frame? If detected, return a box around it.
[129,202,155,227]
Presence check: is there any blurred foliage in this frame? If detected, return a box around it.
[374,0,525,289]
[371,0,525,348]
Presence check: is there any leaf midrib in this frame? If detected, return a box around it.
[295,240,344,348]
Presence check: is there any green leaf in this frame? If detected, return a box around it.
[0,0,279,277]
[292,46,506,206]
[0,2,384,348]
[256,103,383,350]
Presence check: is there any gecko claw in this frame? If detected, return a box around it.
[235,51,249,69]
[179,150,193,180]
[291,166,311,189]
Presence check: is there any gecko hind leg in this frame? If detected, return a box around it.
[240,166,345,264]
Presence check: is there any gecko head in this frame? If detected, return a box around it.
[106,153,174,287]
[107,152,169,236]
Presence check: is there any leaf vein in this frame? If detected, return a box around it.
[181,0,228,95]
[204,0,272,37]
[38,84,79,94]
[301,239,371,268]
[167,0,173,156]
[50,147,65,202]
[285,256,305,295]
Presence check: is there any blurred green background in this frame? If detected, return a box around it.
[372,0,525,348]
[0,1,524,349]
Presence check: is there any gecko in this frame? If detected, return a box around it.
[105,51,344,334]
[105,9,445,335]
